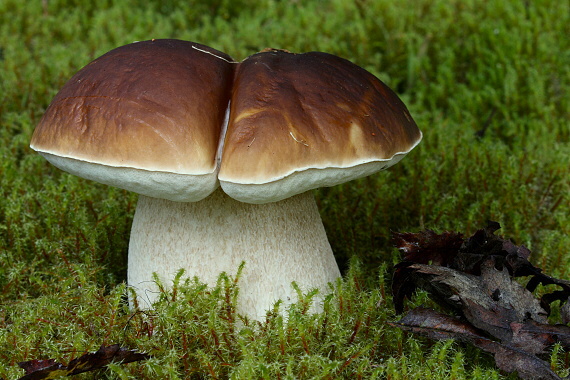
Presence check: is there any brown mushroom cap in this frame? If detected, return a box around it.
[31,40,421,204]
[30,39,235,201]
[218,49,422,203]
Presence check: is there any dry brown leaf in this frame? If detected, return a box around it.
[17,344,149,380]
[391,222,570,379]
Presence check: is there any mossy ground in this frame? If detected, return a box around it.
[1,0,568,378]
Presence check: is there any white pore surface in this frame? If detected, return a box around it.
[220,154,406,204]
[38,152,219,202]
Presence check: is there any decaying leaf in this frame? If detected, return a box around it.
[391,222,570,379]
[17,344,150,379]
[392,229,464,267]
[391,308,563,380]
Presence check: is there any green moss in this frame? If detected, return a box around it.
[1,0,569,378]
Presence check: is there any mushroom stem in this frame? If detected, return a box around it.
[128,188,341,319]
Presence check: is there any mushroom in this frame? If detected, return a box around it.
[30,39,422,319]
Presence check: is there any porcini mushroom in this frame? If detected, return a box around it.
[30,39,421,319]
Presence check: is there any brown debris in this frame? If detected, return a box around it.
[17,344,149,379]
[391,222,570,379]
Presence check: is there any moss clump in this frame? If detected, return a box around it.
[1,0,568,378]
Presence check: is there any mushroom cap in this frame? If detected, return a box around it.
[218,49,422,203]
[30,39,234,202]
[31,41,422,204]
